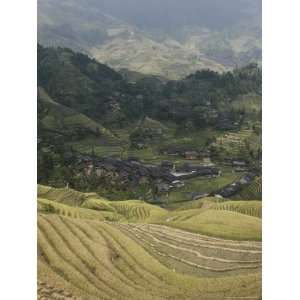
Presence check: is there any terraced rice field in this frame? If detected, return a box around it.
[115,223,262,278]
[114,203,151,220]
[38,185,262,240]
[155,208,262,241]
[38,198,124,222]
[38,185,262,299]
[212,130,253,157]
[38,214,262,300]
[110,200,166,222]
[211,201,262,218]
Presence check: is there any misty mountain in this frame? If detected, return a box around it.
[38,0,261,79]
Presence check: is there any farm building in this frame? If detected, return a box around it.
[171,180,185,188]
[184,151,198,160]
[232,160,247,167]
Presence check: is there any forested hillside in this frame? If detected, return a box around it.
[38,45,261,128]
[38,45,261,202]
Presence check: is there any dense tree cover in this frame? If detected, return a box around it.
[38,45,261,130]
[37,45,262,193]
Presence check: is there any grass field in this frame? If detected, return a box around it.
[164,171,239,206]
[38,185,262,299]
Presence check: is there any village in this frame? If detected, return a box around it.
[74,147,257,204]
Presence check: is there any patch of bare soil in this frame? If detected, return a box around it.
[38,281,78,300]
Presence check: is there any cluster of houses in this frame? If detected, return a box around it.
[160,146,212,161]
[76,155,221,195]
[215,113,242,131]
[214,173,256,198]
[231,160,249,172]
[76,153,257,201]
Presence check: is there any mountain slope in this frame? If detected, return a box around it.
[38,0,261,79]
[38,185,262,240]
[38,184,262,299]
[37,45,261,196]
[38,87,117,141]
[38,214,261,299]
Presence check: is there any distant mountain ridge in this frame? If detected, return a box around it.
[38,0,261,79]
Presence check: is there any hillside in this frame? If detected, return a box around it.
[37,45,125,127]
[38,0,261,79]
[38,185,262,240]
[38,215,261,299]
[38,87,117,141]
[37,1,262,298]
[38,45,261,129]
[37,45,261,201]
[38,184,261,299]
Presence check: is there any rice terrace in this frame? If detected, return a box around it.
[38,185,261,300]
[37,0,262,299]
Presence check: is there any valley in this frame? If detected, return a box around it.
[37,10,262,297]
[38,45,261,204]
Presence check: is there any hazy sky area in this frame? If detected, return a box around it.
[86,0,261,29]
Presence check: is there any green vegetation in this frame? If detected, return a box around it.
[38,45,261,200]
[165,172,239,206]
[234,177,262,200]
[38,45,261,135]
[38,87,117,141]
[36,0,263,293]
[37,45,262,299]
[130,117,170,148]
